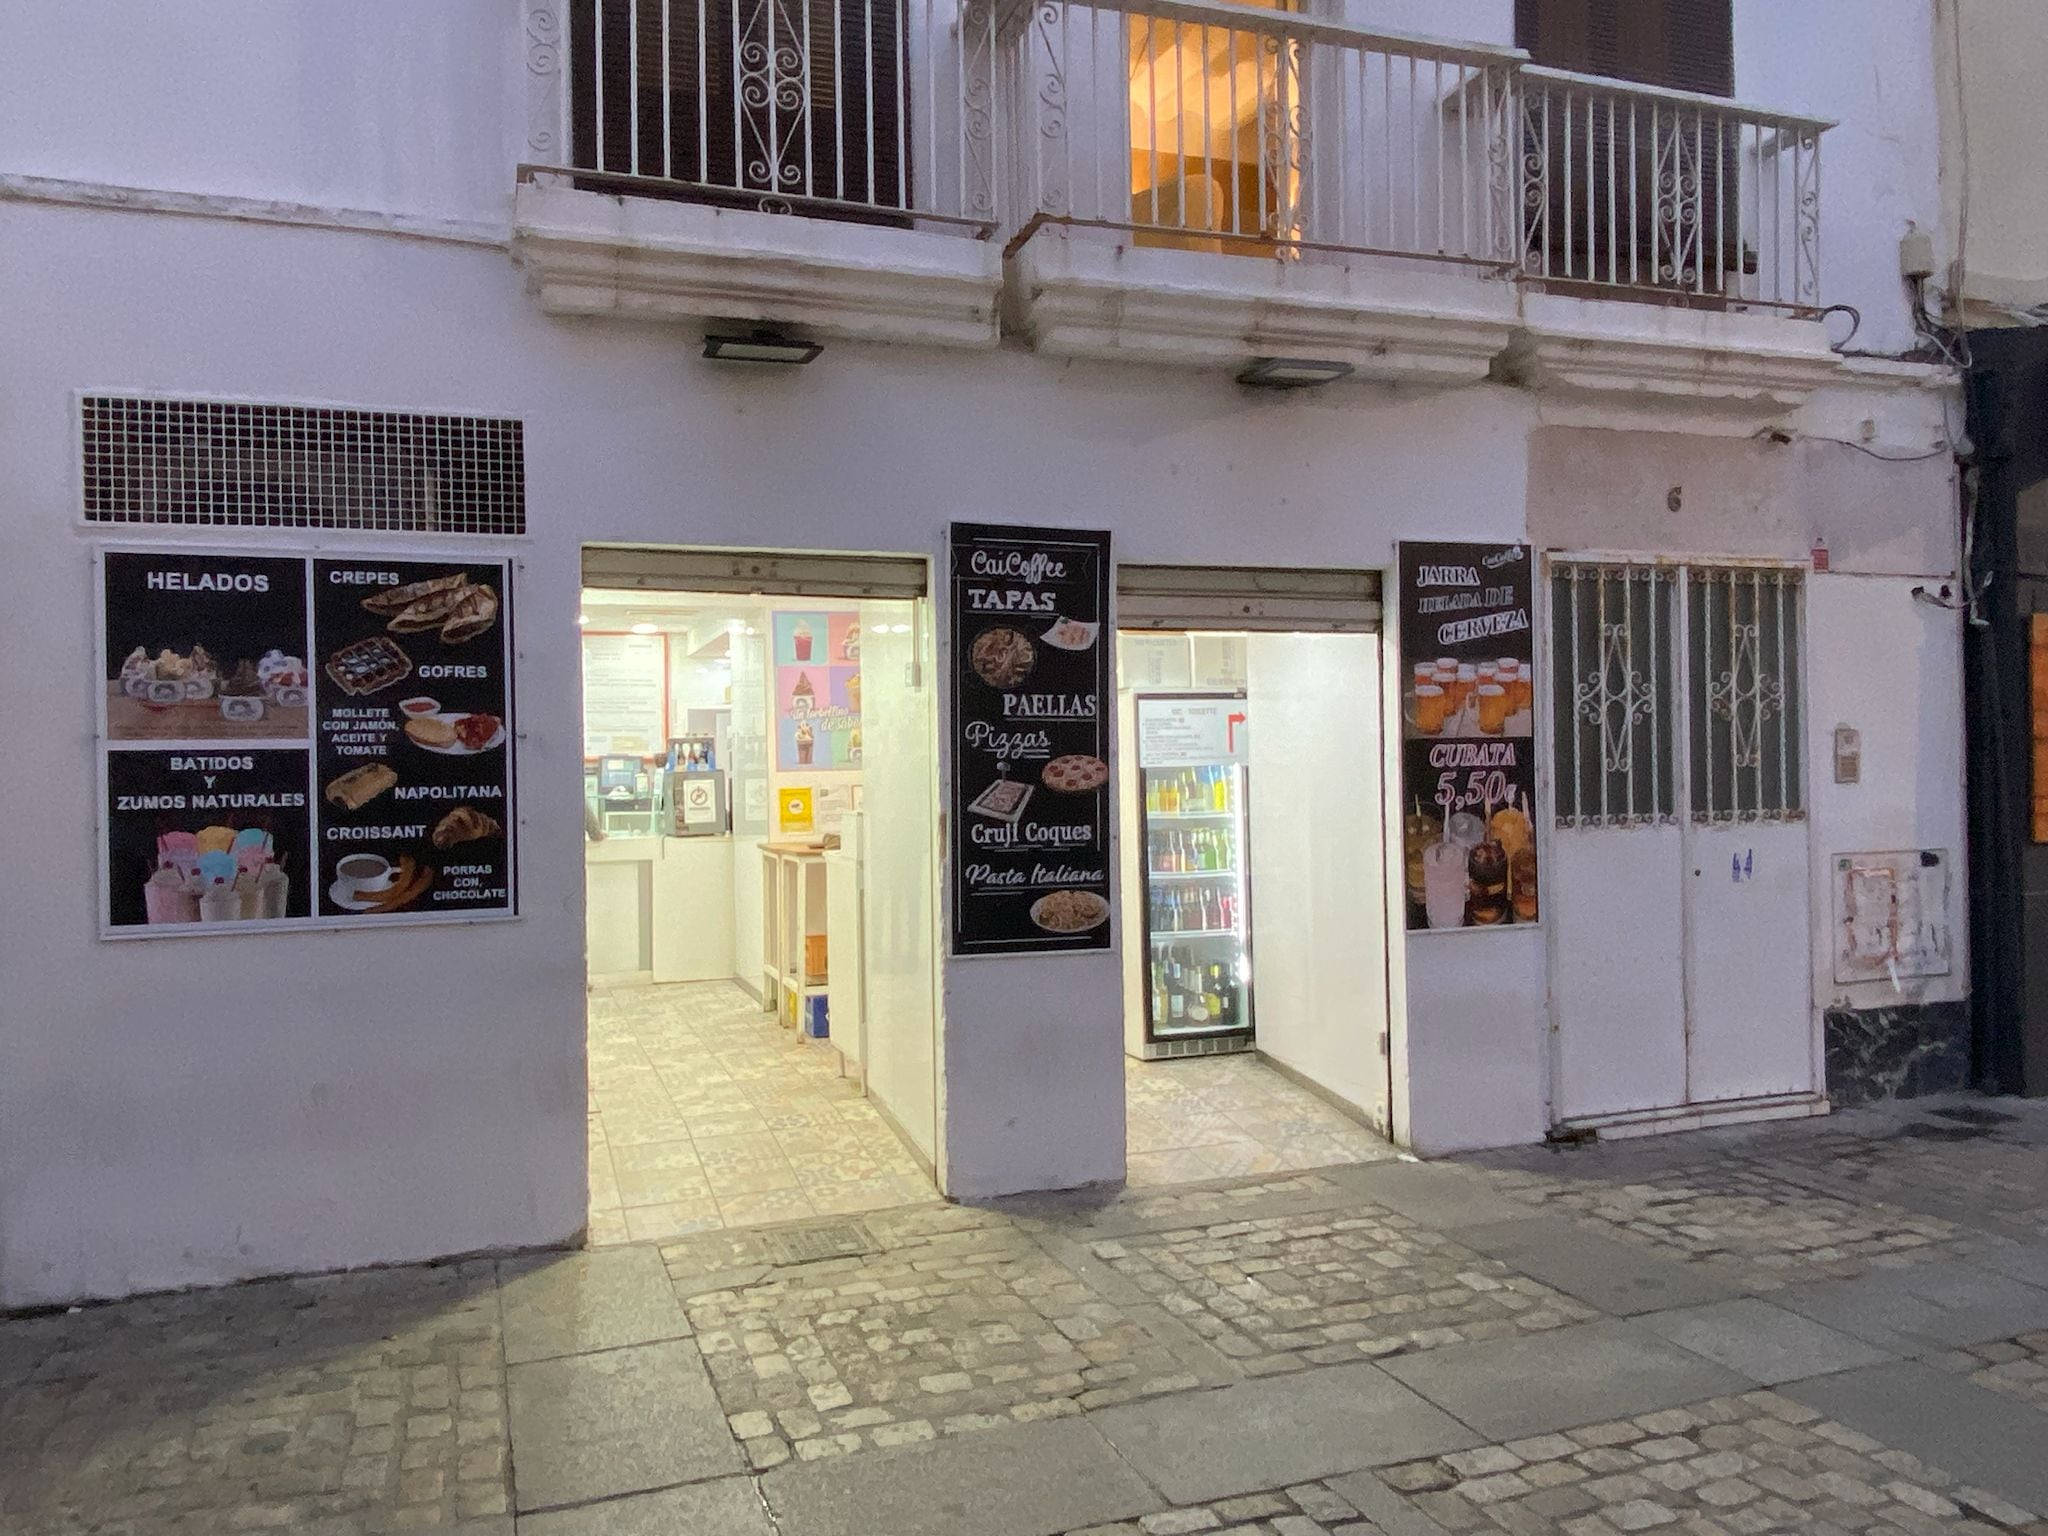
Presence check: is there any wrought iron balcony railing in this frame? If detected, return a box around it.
[530,0,1833,311]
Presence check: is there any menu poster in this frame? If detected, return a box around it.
[773,611,861,770]
[312,559,515,920]
[949,522,1112,957]
[581,632,668,759]
[96,547,518,937]
[1396,541,1540,933]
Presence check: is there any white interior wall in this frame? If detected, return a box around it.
[855,601,941,1168]
[1244,632,1389,1125]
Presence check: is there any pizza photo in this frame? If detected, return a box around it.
[969,626,1036,689]
[1041,754,1108,793]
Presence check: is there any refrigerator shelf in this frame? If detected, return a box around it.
[1147,868,1239,880]
[1147,810,1234,820]
[1150,928,1239,942]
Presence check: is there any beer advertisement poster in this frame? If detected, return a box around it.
[1397,541,1540,933]
[949,522,1112,957]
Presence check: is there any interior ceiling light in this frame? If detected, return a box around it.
[1236,356,1353,389]
[576,612,589,626]
[630,621,659,635]
[702,328,822,365]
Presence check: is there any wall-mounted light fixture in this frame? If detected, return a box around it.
[703,329,823,365]
[1236,357,1353,389]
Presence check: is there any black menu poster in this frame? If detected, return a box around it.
[97,546,517,936]
[1396,541,1540,932]
[312,559,516,919]
[950,523,1112,956]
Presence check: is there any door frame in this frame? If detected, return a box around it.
[1541,550,1821,1132]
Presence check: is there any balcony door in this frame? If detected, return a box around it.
[1126,0,1302,254]
[1514,0,1739,294]
[1546,560,1815,1125]
[570,0,908,220]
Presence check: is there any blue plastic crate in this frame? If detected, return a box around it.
[801,994,830,1039]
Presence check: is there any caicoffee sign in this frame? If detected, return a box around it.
[98,547,517,936]
[949,522,1112,956]
[1396,541,1539,932]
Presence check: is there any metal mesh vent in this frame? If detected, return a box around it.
[82,397,525,535]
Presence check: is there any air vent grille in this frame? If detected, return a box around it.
[82,396,525,536]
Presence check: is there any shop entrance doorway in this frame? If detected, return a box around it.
[578,545,941,1244]
[1115,566,1398,1185]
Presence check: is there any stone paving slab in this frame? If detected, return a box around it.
[1328,1162,1534,1232]
[497,1246,690,1365]
[1374,1389,2042,1536]
[1771,1258,2048,1355]
[506,1339,740,1511]
[517,1475,777,1535]
[761,1415,1159,1536]
[1450,1217,1746,1316]
[1379,1321,1751,1442]
[1636,1297,1896,1384]
[1090,1362,1478,1504]
[1784,1360,2048,1513]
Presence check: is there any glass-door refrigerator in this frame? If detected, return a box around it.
[1135,693,1254,1049]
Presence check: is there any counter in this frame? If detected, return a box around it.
[585,835,735,983]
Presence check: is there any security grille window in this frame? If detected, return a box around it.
[81,398,525,535]
[568,0,909,221]
[1687,565,1803,821]
[1552,562,1678,826]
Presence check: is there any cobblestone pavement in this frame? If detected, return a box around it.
[5,1095,2048,1534]
[1376,1392,2047,1536]
[1091,1209,1594,1374]
[682,1215,1201,1466]
[0,1263,508,1535]
[1062,1480,1385,1535]
[1936,1332,2048,1413]
[1469,1142,1965,1288]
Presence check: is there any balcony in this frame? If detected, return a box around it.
[513,0,1838,397]
[511,0,1007,347]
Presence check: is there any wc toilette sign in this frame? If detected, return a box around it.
[96,547,518,937]
[950,522,1113,956]
[1396,541,1540,934]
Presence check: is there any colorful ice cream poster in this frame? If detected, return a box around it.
[1396,541,1539,934]
[772,611,862,770]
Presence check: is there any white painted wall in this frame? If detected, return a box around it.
[1805,574,1970,1018]
[1245,632,1389,1125]
[0,0,1964,1299]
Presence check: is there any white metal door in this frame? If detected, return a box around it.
[1548,564,1686,1119]
[1547,560,1811,1123]
[1680,567,1813,1102]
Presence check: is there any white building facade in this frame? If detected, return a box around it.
[0,0,1968,1308]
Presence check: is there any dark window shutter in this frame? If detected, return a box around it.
[1515,0,1732,97]
[570,0,909,220]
